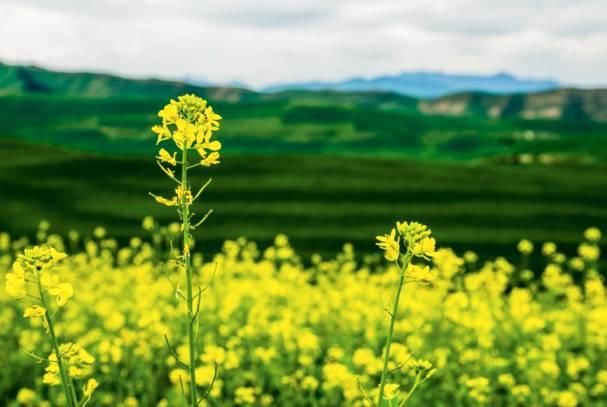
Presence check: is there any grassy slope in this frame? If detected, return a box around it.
[1,94,607,161]
[1,140,605,260]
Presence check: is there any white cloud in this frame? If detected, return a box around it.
[0,0,605,87]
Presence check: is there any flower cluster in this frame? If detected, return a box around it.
[43,343,95,385]
[5,245,72,306]
[376,221,436,262]
[152,94,222,158]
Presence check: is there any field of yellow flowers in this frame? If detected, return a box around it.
[1,222,605,406]
[1,94,606,406]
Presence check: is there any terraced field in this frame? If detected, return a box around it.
[2,140,605,260]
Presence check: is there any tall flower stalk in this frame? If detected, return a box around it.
[374,221,437,406]
[150,94,222,406]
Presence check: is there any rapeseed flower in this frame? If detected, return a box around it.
[376,228,400,261]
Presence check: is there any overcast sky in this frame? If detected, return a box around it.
[1,0,605,87]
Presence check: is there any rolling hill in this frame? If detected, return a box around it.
[0,62,252,101]
[420,88,607,122]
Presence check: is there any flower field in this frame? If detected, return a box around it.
[1,95,606,407]
[1,222,605,406]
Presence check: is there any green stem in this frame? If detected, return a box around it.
[399,374,421,407]
[181,147,198,406]
[37,278,77,407]
[377,253,411,406]
[69,377,79,406]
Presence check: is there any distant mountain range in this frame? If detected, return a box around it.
[264,72,560,98]
[2,61,607,122]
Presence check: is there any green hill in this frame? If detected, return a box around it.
[1,63,607,162]
[0,62,253,101]
[420,88,607,122]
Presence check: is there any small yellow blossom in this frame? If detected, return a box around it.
[157,148,177,166]
[383,383,400,400]
[234,386,256,405]
[517,239,534,255]
[578,243,600,262]
[542,242,557,256]
[83,378,99,397]
[204,106,222,131]
[407,264,435,284]
[584,227,601,242]
[16,388,37,404]
[158,104,179,123]
[23,305,46,318]
[376,228,400,261]
[5,269,26,298]
[173,119,197,150]
[48,282,74,307]
[153,194,178,207]
[152,125,172,144]
[413,237,436,257]
[175,185,193,206]
[201,151,221,167]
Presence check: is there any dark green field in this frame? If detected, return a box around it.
[1,139,605,260]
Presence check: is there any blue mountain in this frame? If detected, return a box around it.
[264,72,559,98]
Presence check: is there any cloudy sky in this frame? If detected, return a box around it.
[1,0,605,87]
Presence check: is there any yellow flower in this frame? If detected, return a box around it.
[557,390,578,407]
[517,239,534,255]
[152,125,172,144]
[584,227,601,242]
[5,270,26,298]
[173,119,197,150]
[83,378,99,398]
[43,371,61,385]
[153,194,178,207]
[196,129,222,156]
[201,151,221,167]
[234,386,256,405]
[396,221,435,257]
[542,242,557,256]
[157,148,177,166]
[175,185,193,206]
[412,237,436,257]
[204,106,222,131]
[24,305,46,318]
[407,264,435,284]
[158,103,179,123]
[169,369,188,385]
[69,366,84,378]
[497,373,515,387]
[16,388,37,404]
[376,228,400,261]
[578,243,600,262]
[461,250,476,263]
[383,383,400,400]
[19,246,67,272]
[48,282,74,307]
